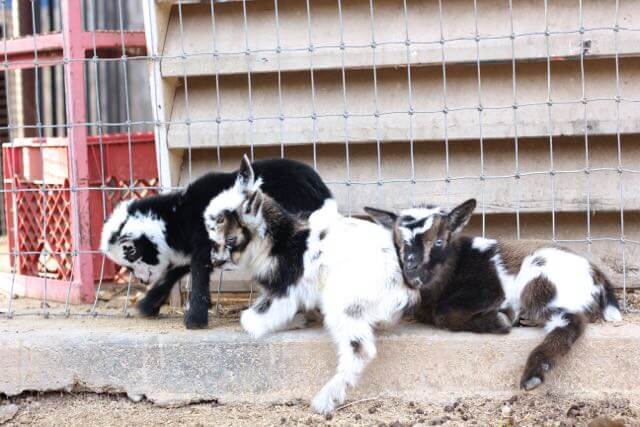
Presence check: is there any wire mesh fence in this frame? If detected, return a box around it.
[0,0,639,318]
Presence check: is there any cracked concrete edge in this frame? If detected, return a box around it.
[1,321,640,406]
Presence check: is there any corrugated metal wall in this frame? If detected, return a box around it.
[147,0,640,290]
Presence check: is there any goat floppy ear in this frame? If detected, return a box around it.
[447,198,476,234]
[364,207,397,229]
[237,154,255,190]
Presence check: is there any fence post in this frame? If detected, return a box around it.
[61,0,94,303]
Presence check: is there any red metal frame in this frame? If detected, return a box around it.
[0,1,147,304]
[2,133,158,291]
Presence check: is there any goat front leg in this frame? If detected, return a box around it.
[137,265,190,317]
[184,242,213,329]
[240,292,301,338]
[521,312,586,391]
[311,318,376,415]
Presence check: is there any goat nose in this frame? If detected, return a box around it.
[405,260,419,271]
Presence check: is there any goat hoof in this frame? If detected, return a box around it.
[136,298,161,318]
[311,393,336,416]
[496,312,512,334]
[184,309,209,329]
[522,376,543,391]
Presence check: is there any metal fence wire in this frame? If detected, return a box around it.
[0,0,638,318]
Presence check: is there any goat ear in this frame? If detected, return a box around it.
[364,207,397,229]
[447,199,476,233]
[237,154,255,190]
[243,188,264,217]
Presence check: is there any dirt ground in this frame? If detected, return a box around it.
[1,391,638,427]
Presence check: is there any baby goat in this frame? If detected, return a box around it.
[366,199,622,391]
[100,158,331,329]
[204,155,419,415]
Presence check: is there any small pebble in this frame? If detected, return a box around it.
[408,401,415,407]
[368,406,377,414]
[567,404,581,417]
[390,421,403,427]
[355,414,362,420]
[325,413,333,421]
[501,405,513,418]
[280,416,287,424]
[461,414,469,421]
[429,416,445,425]
[444,405,454,412]
[508,395,518,405]
[416,408,424,415]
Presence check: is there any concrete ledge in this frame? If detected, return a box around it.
[1,316,639,406]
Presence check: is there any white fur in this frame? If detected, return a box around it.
[531,248,598,313]
[100,200,189,285]
[493,246,620,325]
[604,305,622,322]
[99,200,132,253]
[472,237,497,252]
[203,176,264,225]
[400,207,443,221]
[398,207,444,241]
[214,197,418,415]
[544,312,569,333]
[492,253,520,314]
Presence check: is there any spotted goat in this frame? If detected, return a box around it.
[100,158,331,329]
[365,199,622,391]
[204,155,419,415]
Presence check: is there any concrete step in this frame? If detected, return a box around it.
[1,315,639,407]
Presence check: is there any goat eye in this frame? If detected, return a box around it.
[216,216,225,224]
[434,239,443,247]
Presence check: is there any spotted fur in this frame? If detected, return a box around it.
[366,198,622,391]
[204,155,419,415]
[100,158,332,328]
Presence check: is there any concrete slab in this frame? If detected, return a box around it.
[0,316,639,407]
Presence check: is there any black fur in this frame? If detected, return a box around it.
[255,298,272,314]
[255,201,311,297]
[416,237,508,333]
[136,265,190,317]
[116,159,331,329]
[134,235,160,266]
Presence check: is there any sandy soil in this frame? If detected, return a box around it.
[1,391,637,427]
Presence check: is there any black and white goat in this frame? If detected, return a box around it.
[204,155,419,415]
[100,158,331,329]
[366,199,622,391]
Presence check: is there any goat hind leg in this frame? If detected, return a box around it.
[311,319,376,415]
[240,293,301,338]
[521,312,586,390]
